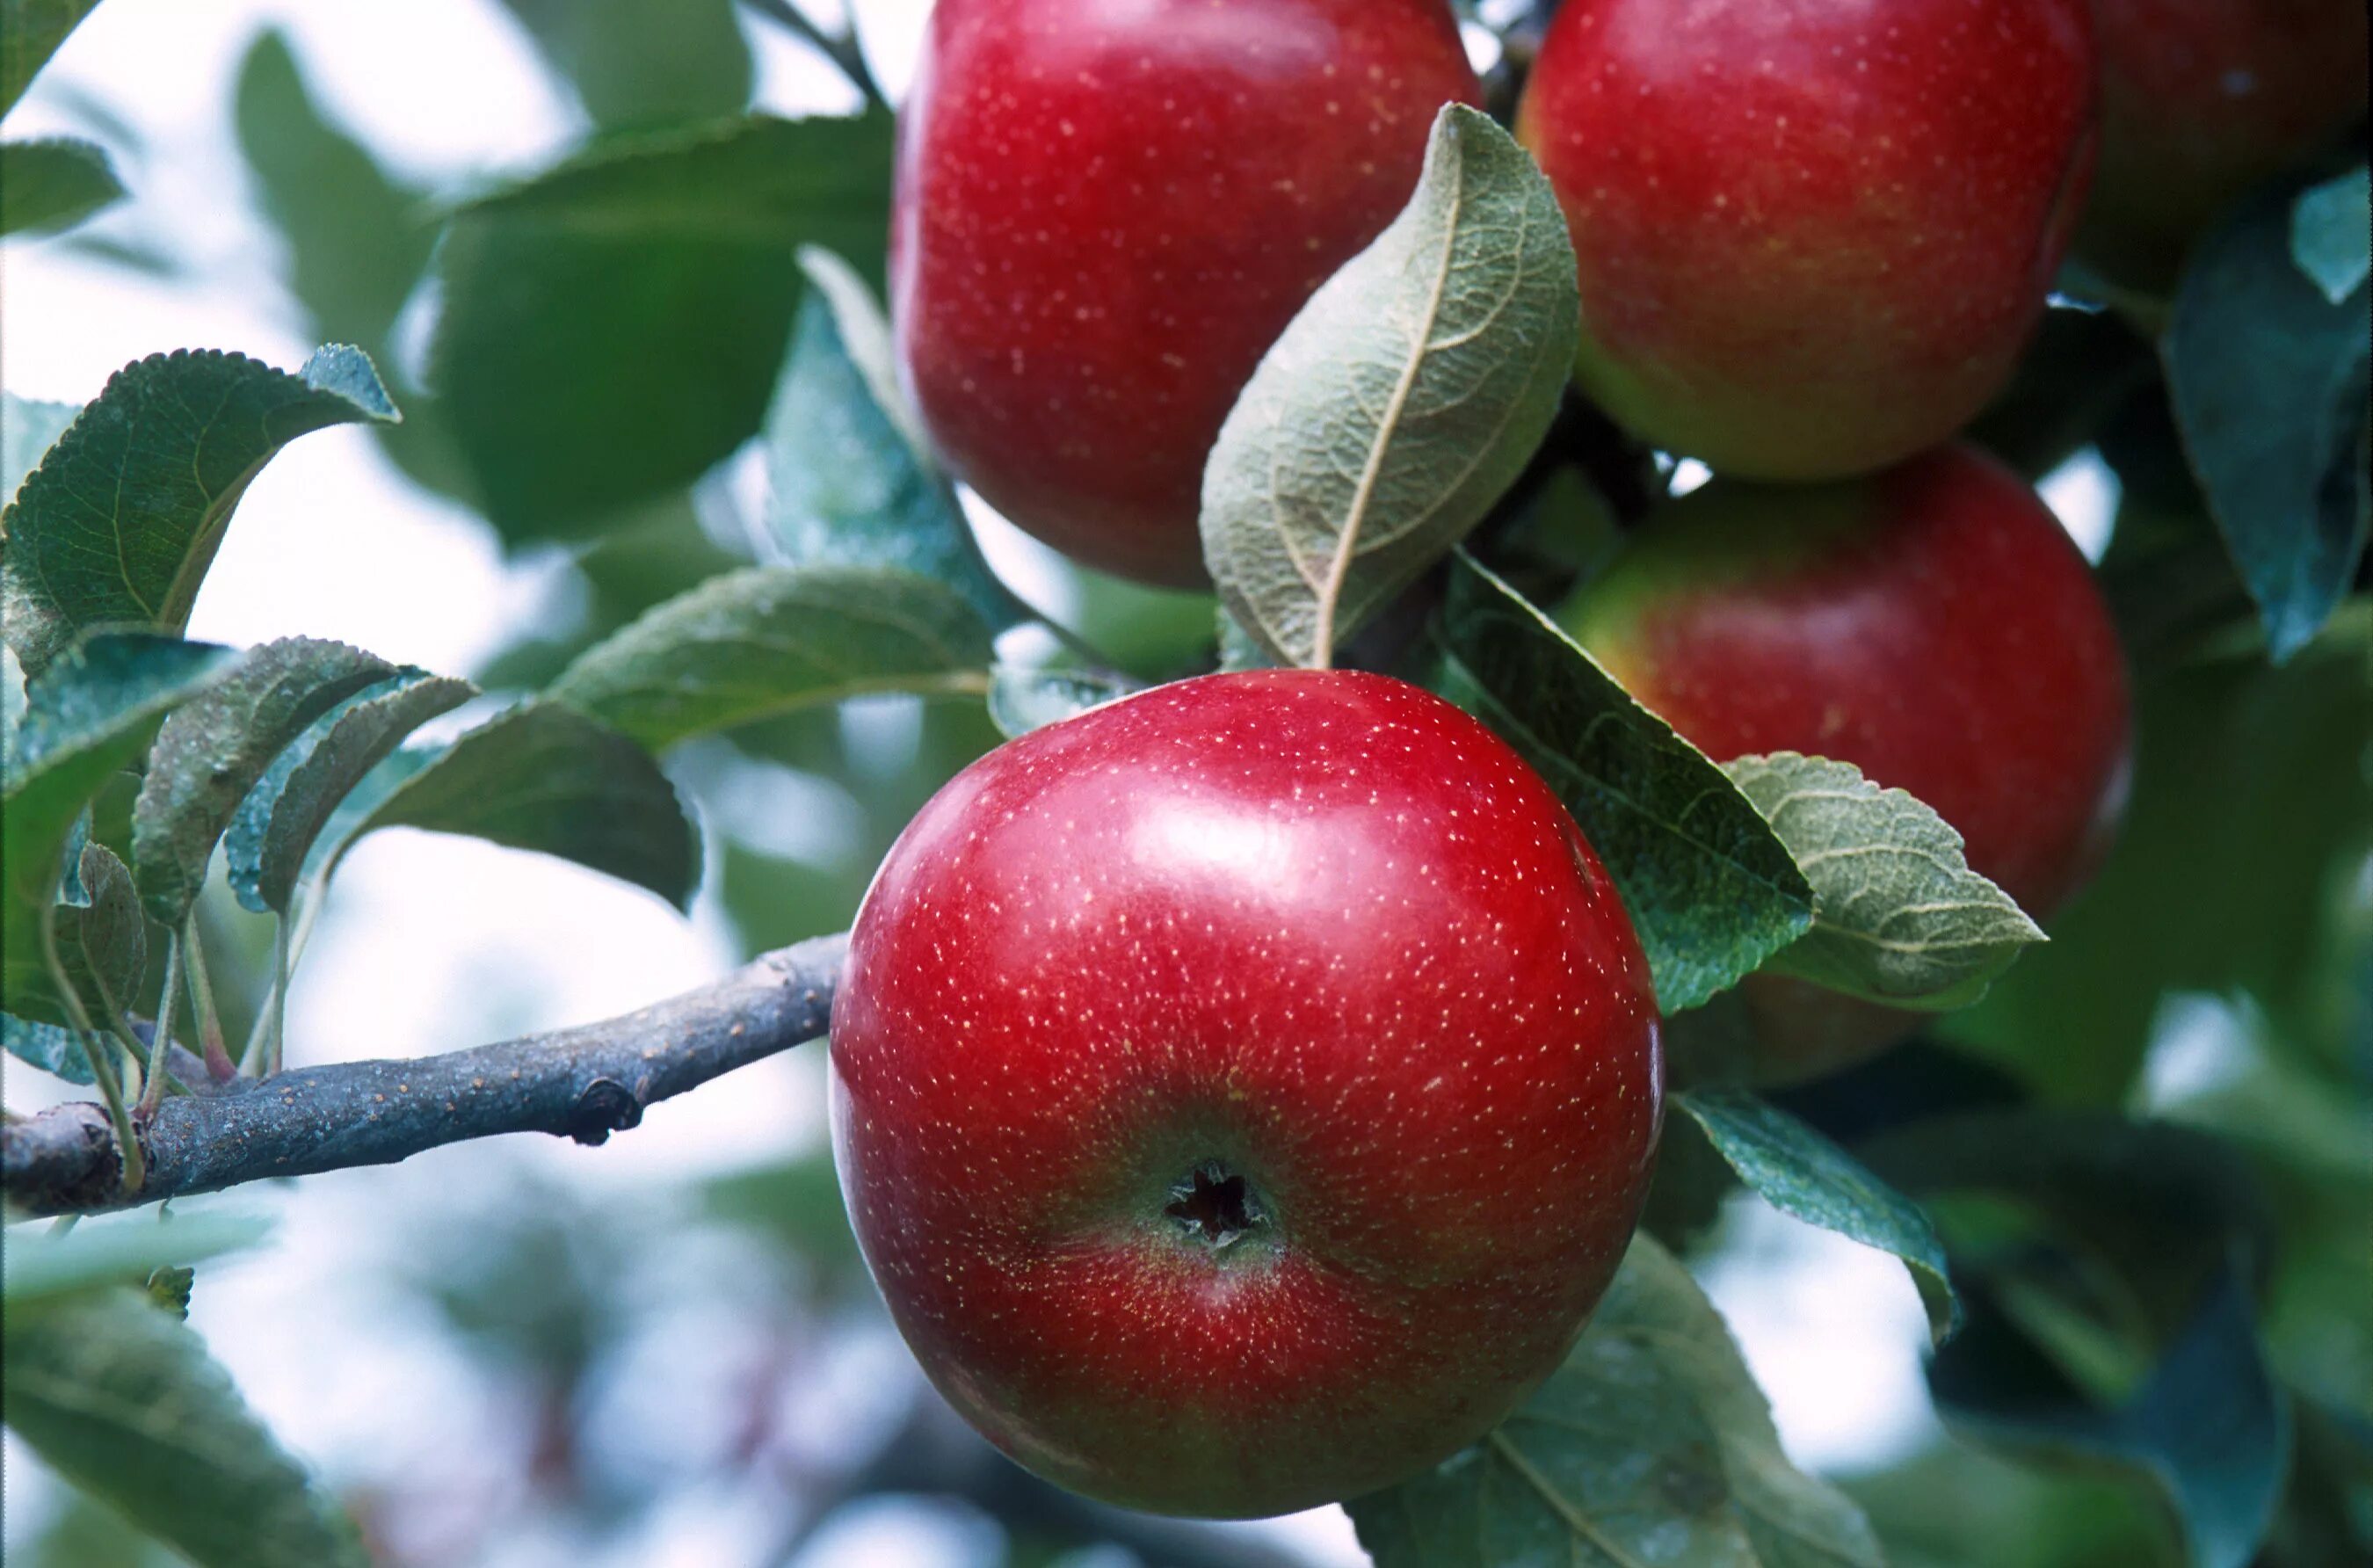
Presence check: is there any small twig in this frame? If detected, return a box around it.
[181,919,236,1084]
[4,934,846,1217]
[740,0,887,112]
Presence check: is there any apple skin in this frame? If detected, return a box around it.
[1556,444,2130,1082]
[890,0,1482,588]
[2076,0,2370,292]
[1516,0,2097,480]
[829,670,1663,1517]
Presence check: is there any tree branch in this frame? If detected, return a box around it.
[4,934,847,1218]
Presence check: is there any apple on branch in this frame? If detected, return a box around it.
[829,670,1664,1517]
[890,0,1483,587]
[1557,444,2132,1081]
[1517,0,2098,479]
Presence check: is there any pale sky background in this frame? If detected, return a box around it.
[0,4,2132,1562]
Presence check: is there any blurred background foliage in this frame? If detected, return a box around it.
[1,1,2367,1566]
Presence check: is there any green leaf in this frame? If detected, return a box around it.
[496,0,752,131]
[2,635,240,1028]
[256,745,442,938]
[985,666,1138,740]
[764,247,1021,629]
[3,1212,269,1306]
[0,346,401,676]
[1677,1087,1959,1344]
[550,564,995,751]
[2290,165,2370,307]
[361,701,700,911]
[233,31,434,355]
[1932,1264,2287,1568]
[1348,1233,1883,1568]
[4,394,79,504]
[2165,183,2370,662]
[1203,105,1579,667]
[1947,610,2371,1097]
[4,1011,91,1083]
[36,841,146,1028]
[0,137,125,236]
[131,637,396,926]
[4,1289,368,1568]
[1432,553,1811,1012]
[431,111,893,541]
[225,669,475,915]
[0,0,101,115]
[1216,606,1284,672]
[1724,751,2046,1011]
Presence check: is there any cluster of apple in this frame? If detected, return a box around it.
[829,0,2366,1523]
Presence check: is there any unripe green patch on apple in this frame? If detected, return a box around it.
[830,670,1663,1517]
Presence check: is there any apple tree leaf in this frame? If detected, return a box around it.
[2166,180,2370,663]
[3,1212,270,1307]
[3,1011,91,1083]
[225,669,477,915]
[548,564,996,751]
[1203,104,1579,667]
[985,666,1138,739]
[2290,164,2370,307]
[764,246,1023,629]
[1348,1233,1883,1568]
[355,701,700,911]
[495,0,751,132]
[133,636,396,926]
[1929,1262,2286,1568]
[1676,1087,1959,1344]
[2,635,241,1033]
[233,31,437,358]
[4,394,80,505]
[37,841,146,1029]
[0,136,124,236]
[0,0,100,114]
[1724,751,2045,1011]
[0,346,400,676]
[431,111,892,541]
[4,1288,368,1568]
[1432,552,1811,1012]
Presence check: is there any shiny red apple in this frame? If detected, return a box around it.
[830,670,1663,1516]
[2077,0,2369,291]
[1517,0,2097,479]
[890,0,1482,587]
[1557,444,2131,1080]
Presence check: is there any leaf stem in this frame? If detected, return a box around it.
[180,917,236,1083]
[264,917,292,1078]
[134,934,185,1119]
[739,0,886,112]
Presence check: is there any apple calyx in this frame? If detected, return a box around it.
[1164,1161,1267,1250]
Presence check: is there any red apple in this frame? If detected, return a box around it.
[830,670,1662,1516]
[1516,0,2097,480]
[1556,444,2130,1080]
[2077,0,2369,291]
[890,0,1483,588]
